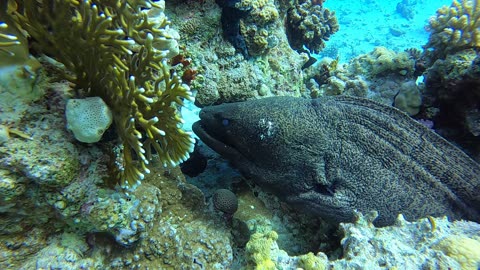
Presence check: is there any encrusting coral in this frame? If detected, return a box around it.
[1,0,195,189]
[237,0,280,56]
[425,0,480,58]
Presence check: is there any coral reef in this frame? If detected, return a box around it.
[238,0,280,56]
[286,0,339,54]
[0,1,232,268]
[167,0,309,106]
[419,1,480,161]
[3,0,194,188]
[422,49,480,159]
[216,0,251,58]
[305,47,418,109]
[425,0,480,60]
[240,212,480,269]
[333,212,480,269]
[19,232,101,269]
[243,228,330,269]
[104,163,232,269]
[245,230,281,269]
[349,46,415,77]
[0,84,232,267]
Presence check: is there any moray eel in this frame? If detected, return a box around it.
[192,96,480,226]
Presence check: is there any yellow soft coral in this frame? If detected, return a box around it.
[3,0,194,189]
[426,0,480,57]
[245,231,278,270]
[298,252,327,270]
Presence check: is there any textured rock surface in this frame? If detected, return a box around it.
[422,49,480,160]
[242,212,480,269]
[334,212,480,269]
[166,0,309,106]
[0,78,233,269]
[194,96,480,226]
[305,47,419,108]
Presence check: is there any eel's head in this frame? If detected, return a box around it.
[192,101,267,170]
[192,107,238,160]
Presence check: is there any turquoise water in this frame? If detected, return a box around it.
[322,0,452,62]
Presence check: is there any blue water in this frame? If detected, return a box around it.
[322,0,452,62]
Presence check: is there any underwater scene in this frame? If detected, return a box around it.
[0,0,480,269]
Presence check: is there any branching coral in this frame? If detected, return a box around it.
[0,1,29,66]
[286,0,339,54]
[425,0,480,58]
[2,0,194,189]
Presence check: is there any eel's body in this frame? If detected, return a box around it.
[193,96,480,226]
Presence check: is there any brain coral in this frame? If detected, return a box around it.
[213,189,238,215]
[426,0,480,58]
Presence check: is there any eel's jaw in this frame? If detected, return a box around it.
[192,121,242,161]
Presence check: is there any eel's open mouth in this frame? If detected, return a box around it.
[192,120,240,160]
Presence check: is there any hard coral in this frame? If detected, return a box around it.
[286,0,339,54]
[349,47,415,77]
[237,0,279,56]
[212,189,238,216]
[0,1,29,66]
[4,0,194,189]
[425,0,480,59]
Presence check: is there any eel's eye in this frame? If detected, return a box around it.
[222,119,229,126]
